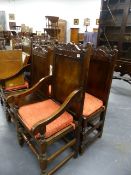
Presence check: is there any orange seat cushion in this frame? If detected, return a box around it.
[5,81,29,91]
[19,99,74,138]
[83,93,103,117]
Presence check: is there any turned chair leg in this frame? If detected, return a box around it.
[16,121,24,147]
[79,133,86,155]
[39,153,47,175]
[5,109,11,122]
[74,126,80,158]
[0,97,3,106]
[98,112,106,138]
[79,121,87,155]
[39,137,47,175]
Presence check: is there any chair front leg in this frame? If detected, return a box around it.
[38,133,47,175]
[73,122,80,158]
[98,111,106,138]
[0,96,3,106]
[5,103,11,122]
[5,108,11,122]
[16,120,25,147]
[0,90,4,106]
[79,119,87,154]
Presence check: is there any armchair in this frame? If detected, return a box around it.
[7,43,92,175]
[0,49,30,120]
[0,46,51,122]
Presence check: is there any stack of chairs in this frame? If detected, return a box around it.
[0,42,118,175]
[6,43,92,174]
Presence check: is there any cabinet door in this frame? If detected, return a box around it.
[70,28,79,44]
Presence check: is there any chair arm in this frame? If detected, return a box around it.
[31,88,82,134]
[6,75,53,103]
[0,64,31,82]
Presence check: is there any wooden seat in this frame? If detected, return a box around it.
[80,46,118,153]
[7,43,92,175]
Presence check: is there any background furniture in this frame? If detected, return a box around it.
[58,19,67,42]
[78,33,84,44]
[83,31,98,48]
[98,0,131,83]
[98,0,131,56]
[44,16,60,40]
[70,28,79,44]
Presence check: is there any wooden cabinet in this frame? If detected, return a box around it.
[98,0,131,58]
[58,19,67,43]
[70,28,79,44]
[44,16,60,40]
[98,0,131,83]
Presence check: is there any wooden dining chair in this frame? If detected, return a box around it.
[7,43,92,175]
[0,49,31,119]
[0,49,30,91]
[80,46,118,153]
[0,46,51,122]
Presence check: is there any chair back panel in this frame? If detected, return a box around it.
[86,48,117,105]
[0,50,25,88]
[31,46,51,97]
[52,43,92,116]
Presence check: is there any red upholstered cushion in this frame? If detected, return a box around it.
[5,81,29,91]
[83,93,103,117]
[19,99,74,138]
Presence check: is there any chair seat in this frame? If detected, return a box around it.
[83,93,103,117]
[5,81,29,91]
[19,99,74,138]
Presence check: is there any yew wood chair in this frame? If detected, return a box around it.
[80,46,118,153]
[7,43,92,175]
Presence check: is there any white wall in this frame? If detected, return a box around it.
[0,0,101,42]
